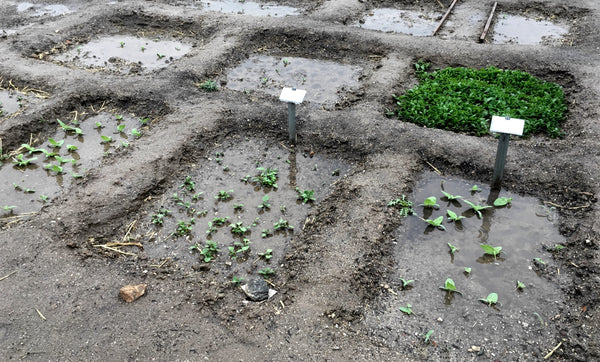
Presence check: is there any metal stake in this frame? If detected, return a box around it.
[288,102,296,144]
[492,132,510,190]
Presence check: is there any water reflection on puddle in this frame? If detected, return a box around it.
[226,55,362,106]
[356,8,444,36]
[200,0,299,16]
[16,2,73,16]
[493,15,568,45]
[53,36,191,74]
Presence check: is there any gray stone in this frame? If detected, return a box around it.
[242,278,269,301]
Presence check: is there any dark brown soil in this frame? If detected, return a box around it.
[1,0,599,360]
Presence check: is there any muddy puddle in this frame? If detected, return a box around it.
[200,0,299,16]
[492,14,568,45]
[226,56,362,106]
[0,89,39,117]
[129,137,349,280]
[53,35,192,74]
[15,2,74,17]
[0,113,145,216]
[367,173,569,358]
[355,8,444,36]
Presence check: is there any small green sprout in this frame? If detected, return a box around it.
[258,195,271,210]
[180,175,195,192]
[139,117,150,124]
[296,188,315,204]
[280,205,286,213]
[534,257,546,265]
[100,135,113,143]
[419,196,439,209]
[48,138,64,148]
[439,278,462,295]
[548,244,565,252]
[206,222,217,235]
[231,276,244,285]
[115,115,124,120]
[2,205,16,212]
[197,241,219,262]
[229,222,248,235]
[471,185,481,192]
[480,244,502,259]
[253,167,278,188]
[261,229,272,238]
[273,219,293,231]
[175,220,192,236]
[446,209,465,222]
[240,175,251,183]
[121,141,129,147]
[192,192,204,201]
[66,145,78,152]
[422,216,446,231]
[215,190,233,201]
[464,267,472,275]
[141,46,146,52]
[24,188,35,193]
[258,267,274,277]
[398,304,413,315]
[441,190,462,201]
[233,203,244,210]
[447,243,459,255]
[157,53,166,59]
[198,80,218,91]
[387,196,414,217]
[94,122,103,128]
[516,280,526,290]
[117,124,126,132]
[493,197,513,207]
[464,199,492,218]
[120,41,125,48]
[44,164,64,174]
[151,208,171,225]
[131,128,142,137]
[39,195,48,203]
[479,292,499,306]
[400,278,414,289]
[12,154,37,167]
[423,330,434,344]
[258,249,273,260]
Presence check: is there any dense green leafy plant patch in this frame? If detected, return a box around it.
[393,63,567,137]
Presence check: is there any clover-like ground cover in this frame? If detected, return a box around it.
[393,63,567,137]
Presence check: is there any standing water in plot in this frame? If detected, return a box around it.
[493,14,568,45]
[16,2,73,16]
[200,0,299,16]
[356,8,445,36]
[0,90,39,117]
[54,36,192,74]
[0,113,143,215]
[365,173,568,357]
[226,56,362,106]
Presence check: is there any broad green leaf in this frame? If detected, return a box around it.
[480,292,498,306]
[480,244,502,257]
[493,197,513,206]
[445,278,456,291]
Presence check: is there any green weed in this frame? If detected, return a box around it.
[180,175,195,192]
[253,167,278,189]
[231,276,244,285]
[441,190,462,201]
[423,330,434,344]
[296,188,315,204]
[516,280,526,290]
[100,135,113,143]
[387,195,414,217]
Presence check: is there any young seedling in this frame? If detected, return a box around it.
[39,195,48,203]
[548,244,565,252]
[151,208,171,225]
[240,175,251,183]
[470,185,481,193]
[2,205,16,212]
[387,196,414,217]
[191,192,204,201]
[20,144,42,155]
[12,154,37,167]
[464,267,472,275]
[280,205,286,214]
[229,222,248,235]
[94,121,104,128]
[421,216,446,231]
[253,167,279,189]
[131,128,142,137]
[258,249,273,261]
[441,190,462,201]
[231,276,244,286]
[399,278,414,289]
[54,155,75,165]
[533,257,546,265]
[100,135,113,143]
[116,124,126,133]
[39,149,57,158]
[273,219,293,231]
[120,41,125,48]
[479,292,499,307]
[198,241,219,262]
[446,209,465,222]
[296,188,316,204]
[215,190,233,201]
[44,164,64,174]
[493,197,513,207]
[258,195,271,210]
[157,53,166,59]
[398,304,413,315]
[233,203,244,210]
[206,222,217,235]
[180,175,195,192]
[198,80,218,91]
[23,188,35,193]
[48,138,64,148]
[480,244,503,259]
[211,217,230,226]
[423,330,434,344]
[447,243,459,255]
[516,280,526,290]
[261,229,272,238]
[66,145,78,152]
[258,267,274,277]
[175,220,192,236]
[139,117,150,124]
[439,278,462,295]
[419,196,440,209]
[464,199,492,218]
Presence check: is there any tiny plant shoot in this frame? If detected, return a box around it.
[422,216,446,231]
[493,197,513,207]
[423,330,434,344]
[480,244,503,259]
[297,188,315,204]
[420,196,439,209]
[398,304,413,315]
[516,280,526,290]
[439,278,462,295]
[464,267,472,275]
[447,243,459,255]
[400,278,414,289]
[441,190,462,201]
[464,199,492,218]
[447,209,465,222]
[387,195,414,217]
[479,292,499,307]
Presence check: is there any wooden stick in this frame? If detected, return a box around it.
[35,308,47,321]
[0,271,17,281]
[425,161,442,175]
[432,0,459,36]
[544,341,562,359]
[479,2,498,43]
[93,244,137,257]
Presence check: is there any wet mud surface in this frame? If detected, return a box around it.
[0,0,599,360]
